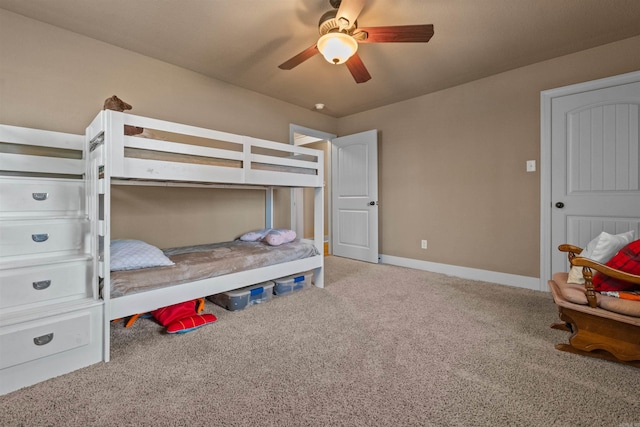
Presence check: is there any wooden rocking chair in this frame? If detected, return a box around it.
[548,244,640,367]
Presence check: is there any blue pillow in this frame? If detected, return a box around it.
[110,240,175,271]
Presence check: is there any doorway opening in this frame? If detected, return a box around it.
[289,124,335,255]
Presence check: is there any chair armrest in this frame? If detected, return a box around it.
[558,244,583,274]
[558,244,583,255]
[571,257,640,285]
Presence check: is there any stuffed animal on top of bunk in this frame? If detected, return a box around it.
[103,95,143,136]
[103,95,132,112]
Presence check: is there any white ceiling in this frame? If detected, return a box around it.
[2,0,640,117]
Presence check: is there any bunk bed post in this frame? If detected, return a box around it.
[102,118,113,362]
[265,187,274,229]
[314,185,325,289]
[85,118,105,362]
[86,112,112,362]
[105,110,126,178]
[83,124,95,297]
[312,148,324,288]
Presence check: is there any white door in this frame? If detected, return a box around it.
[549,79,640,275]
[331,130,378,263]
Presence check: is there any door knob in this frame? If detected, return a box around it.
[555,202,564,208]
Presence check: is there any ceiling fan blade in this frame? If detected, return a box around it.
[356,24,434,43]
[336,0,366,29]
[278,44,319,70]
[345,53,371,84]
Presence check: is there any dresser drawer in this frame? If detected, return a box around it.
[0,306,99,370]
[0,219,87,257]
[0,178,84,217]
[0,302,103,395]
[0,260,91,310]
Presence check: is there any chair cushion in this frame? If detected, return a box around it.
[552,272,591,305]
[598,294,640,317]
[552,272,640,318]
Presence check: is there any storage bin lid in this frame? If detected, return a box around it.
[274,271,313,284]
[221,281,274,297]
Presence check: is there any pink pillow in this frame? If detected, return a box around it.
[239,228,271,242]
[263,229,296,246]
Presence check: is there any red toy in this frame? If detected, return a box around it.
[151,298,217,334]
[118,298,217,333]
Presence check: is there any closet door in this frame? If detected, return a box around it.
[549,80,640,274]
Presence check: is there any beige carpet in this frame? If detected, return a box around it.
[2,256,639,426]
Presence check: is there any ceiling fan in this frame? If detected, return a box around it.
[278,0,434,83]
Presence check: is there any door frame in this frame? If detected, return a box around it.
[289,124,336,253]
[540,70,640,291]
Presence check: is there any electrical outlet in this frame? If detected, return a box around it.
[526,160,536,172]
[421,240,428,249]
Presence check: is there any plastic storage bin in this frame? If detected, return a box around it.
[273,271,313,296]
[208,281,274,311]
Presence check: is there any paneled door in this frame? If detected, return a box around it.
[549,79,640,275]
[331,130,378,263]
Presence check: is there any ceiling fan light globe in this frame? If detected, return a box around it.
[317,32,358,65]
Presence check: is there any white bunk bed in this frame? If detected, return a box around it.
[86,110,325,361]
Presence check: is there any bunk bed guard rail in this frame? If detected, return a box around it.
[86,110,324,187]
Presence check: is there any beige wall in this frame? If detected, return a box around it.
[3,9,640,277]
[337,36,640,278]
[0,10,336,247]
[110,186,266,247]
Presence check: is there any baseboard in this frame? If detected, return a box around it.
[379,254,543,291]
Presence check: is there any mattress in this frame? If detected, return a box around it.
[108,239,320,298]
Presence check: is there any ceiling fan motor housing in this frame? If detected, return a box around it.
[319,10,340,35]
[319,8,361,34]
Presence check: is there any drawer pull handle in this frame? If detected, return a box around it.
[32,192,49,201]
[33,333,54,346]
[33,280,51,290]
[32,234,49,243]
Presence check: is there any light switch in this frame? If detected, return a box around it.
[526,160,536,172]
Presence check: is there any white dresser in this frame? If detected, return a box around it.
[0,126,103,395]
